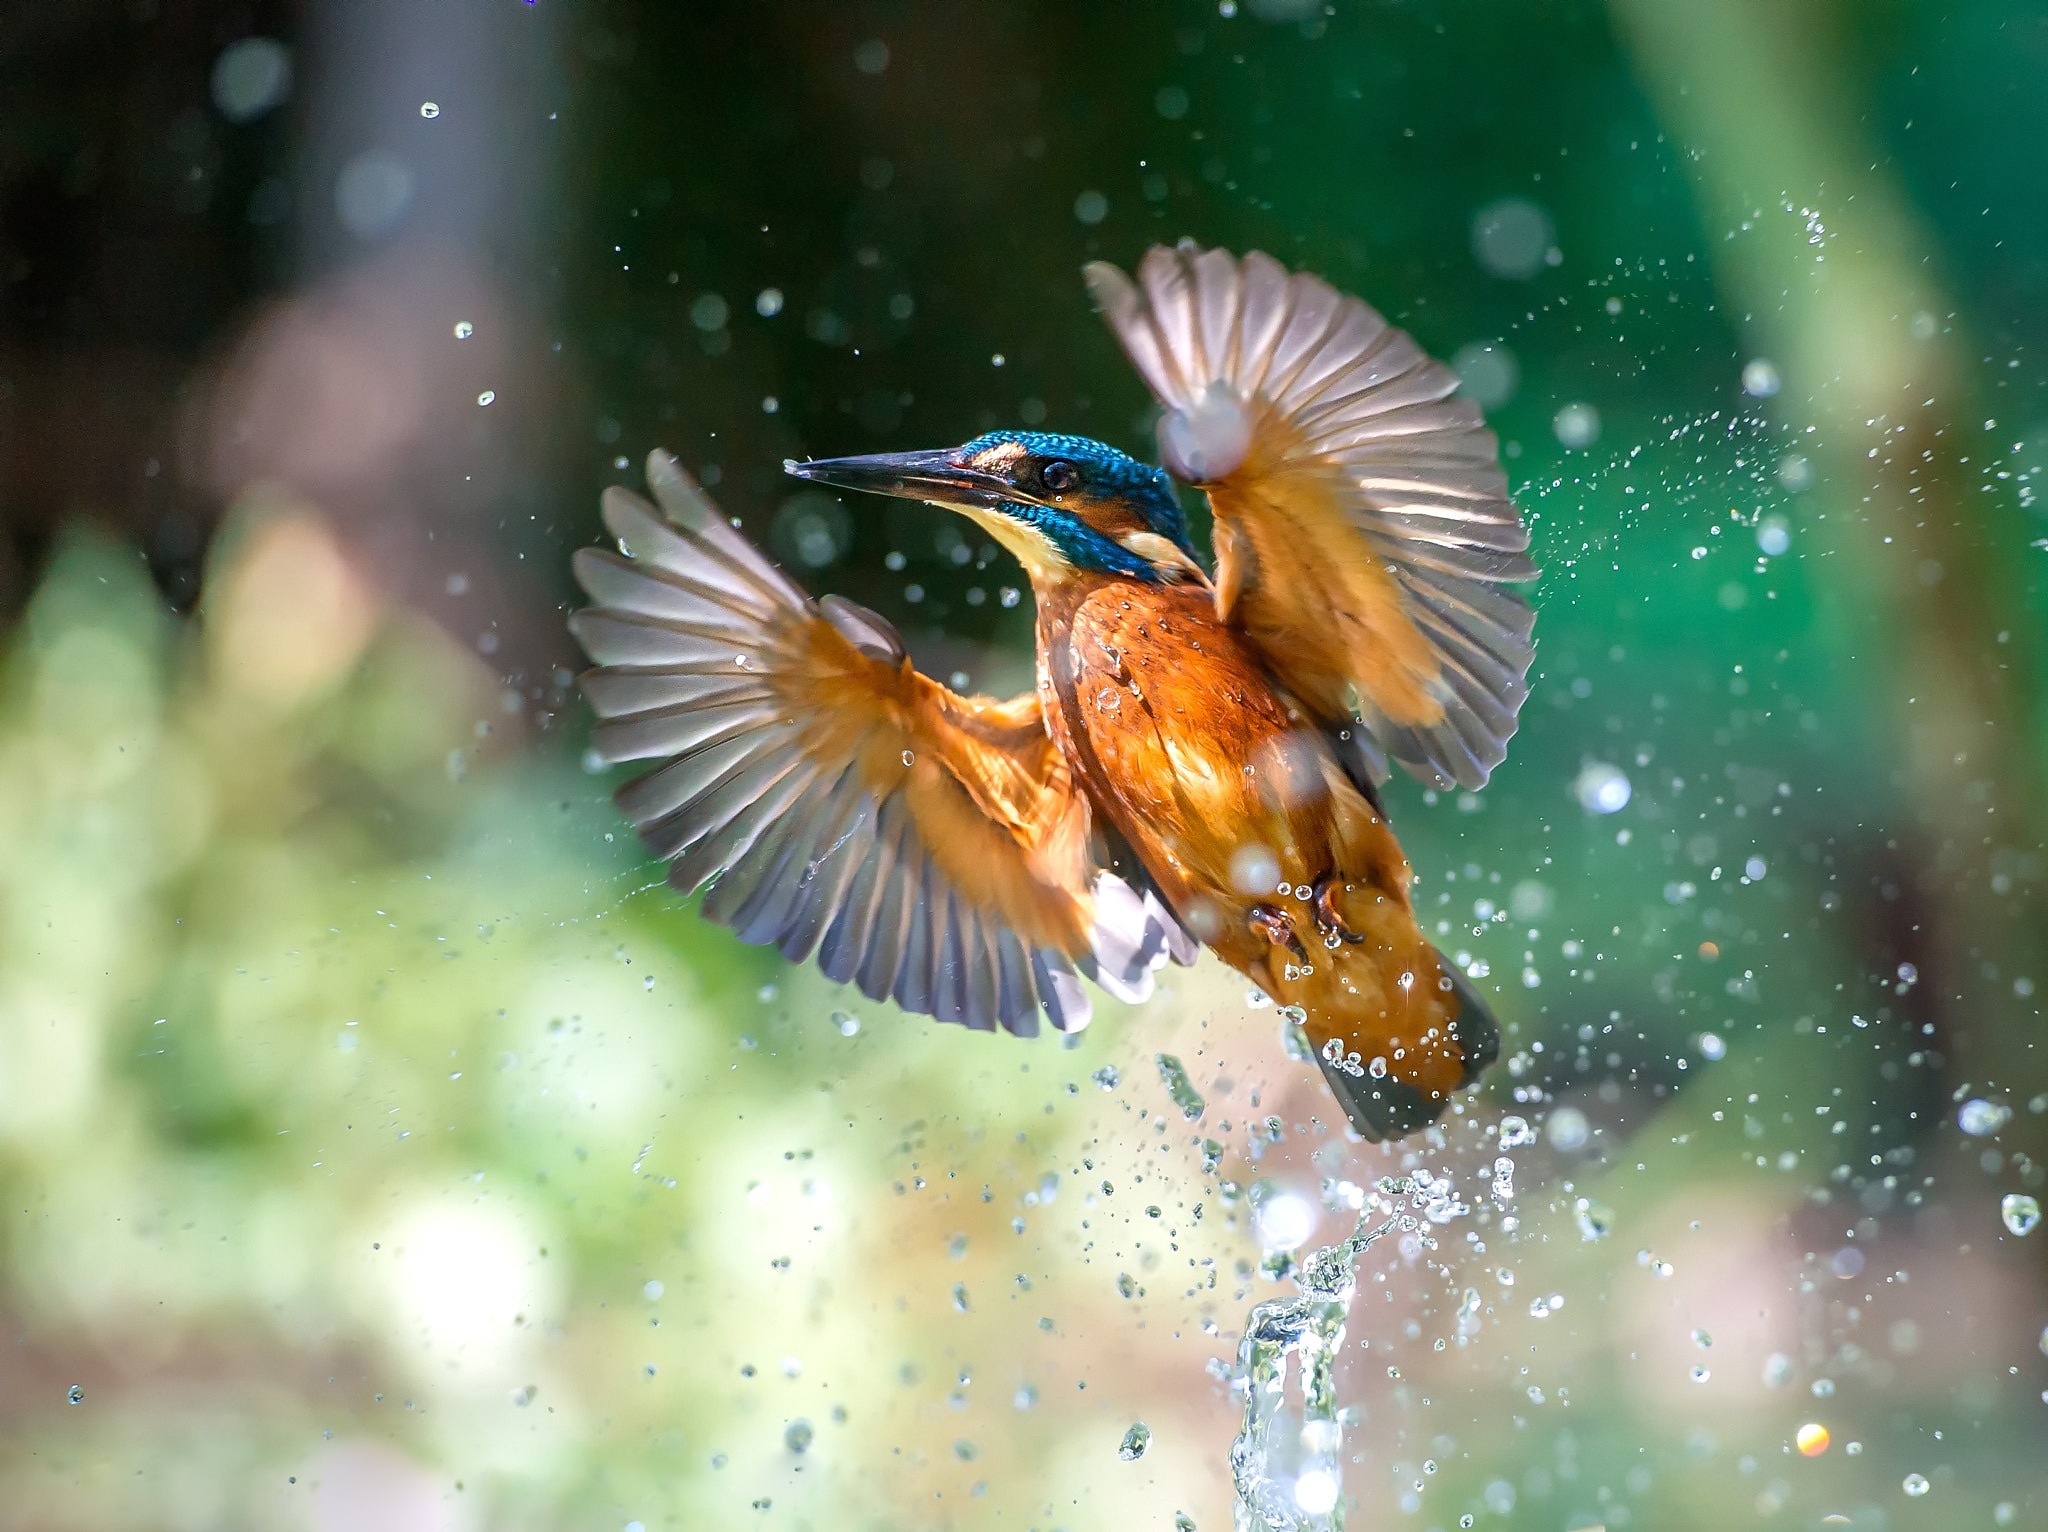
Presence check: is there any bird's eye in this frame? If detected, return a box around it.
[1039,459,1078,493]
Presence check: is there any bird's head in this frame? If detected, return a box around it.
[785,431,1202,587]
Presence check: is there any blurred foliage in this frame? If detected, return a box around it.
[4,2,2048,1531]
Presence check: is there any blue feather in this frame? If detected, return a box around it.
[958,430,1195,576]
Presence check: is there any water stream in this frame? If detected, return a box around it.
[1227,1132,1513,1531]
[1226,1182,1404,1531]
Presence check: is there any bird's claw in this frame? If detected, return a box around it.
[1312,874,1365,945]
[1248,903,1307,961]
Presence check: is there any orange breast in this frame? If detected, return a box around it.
[1040,579,1467,1098]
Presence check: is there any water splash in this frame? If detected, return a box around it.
[1228,1191,1398,1531]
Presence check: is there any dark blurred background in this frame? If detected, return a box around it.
[2,3,2045,1529]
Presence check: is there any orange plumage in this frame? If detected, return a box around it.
[569,244,1533,1138]
[1036,577,1475,1103]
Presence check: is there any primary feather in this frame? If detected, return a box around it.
[569,451,1190,1036]
[1084,241,1537,790]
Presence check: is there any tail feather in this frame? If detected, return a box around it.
[1315,947,1500,1142]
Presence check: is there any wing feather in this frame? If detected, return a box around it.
[894,871,937,1018]
[993,929,1038,1036]
[1086,243,1537,790]
[859,820,920,1004]
[817,807,891,984]
[571,451,1167,1035]
[774,775,873,965]
[659,755,816,882]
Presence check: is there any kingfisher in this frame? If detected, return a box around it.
[569,243,1536,1139]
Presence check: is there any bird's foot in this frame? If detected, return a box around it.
[1312,874,1366,946]
[1248,903,1307,962]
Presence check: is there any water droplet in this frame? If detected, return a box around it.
[900,749,915,766]
[2001,1192,2040,1235]
[783,1419,813,1453]
[1093,684,1121,713]
[832,1010,860,1037]
[1497,1114,1536,1149]
[1155,1054,1204,1121]
[1548,1105,1591,1151]
[1278,1015,1314,1062]
[1692,1328,1713,1348]
[1292,1468,1338,1515]
[1491,1156,1516,1202]
[1697,1031,1727,1061]
[452,320,474,339]
[1553,401,1601,449]
[1254,1192,1316,1253]
[65,1385,83,1405]
[1573,761,1631,814]
[1691,1365,1710,1383]
[211,38,293,123]
[419,101,440,119]
[477,389,495,407]
[1575,1198,1613,1240]
[1961,1098,2011,1136]
[1472,196,1556,280]
[1796,1422,1830,1456]
[1117,1421,1151,1461]
[1902,1473,1930,1497]
[1092,1065,1120,1091]
[690,292,729,332]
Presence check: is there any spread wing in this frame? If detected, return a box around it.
[1084,242,1536,791]
[568,450,1190,1037]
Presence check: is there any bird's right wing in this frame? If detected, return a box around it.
[1085,242,1536,791]
[569,451,1187,1036]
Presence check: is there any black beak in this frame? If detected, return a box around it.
[783,448,1011,510]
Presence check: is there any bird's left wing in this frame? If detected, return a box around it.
[1085,242,1536,791]
[568,451,1188,1037]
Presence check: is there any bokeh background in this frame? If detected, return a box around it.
[3,2,2046,1529]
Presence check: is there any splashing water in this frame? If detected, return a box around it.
[1229,1187,1402,1530]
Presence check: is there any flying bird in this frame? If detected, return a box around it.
[568,242,1536,1139]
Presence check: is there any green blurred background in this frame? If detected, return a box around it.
[2,2,2045,1529]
